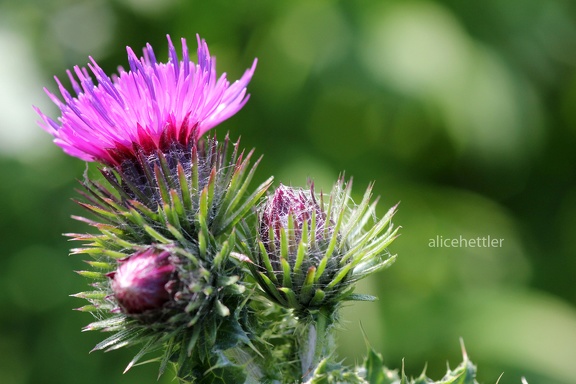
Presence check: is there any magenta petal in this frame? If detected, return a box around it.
[35,35,257,165]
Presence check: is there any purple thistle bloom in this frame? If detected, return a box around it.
[35,35,257,165]
[107,248,176,314]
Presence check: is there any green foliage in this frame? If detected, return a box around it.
[362,342,479,384]
[307,359,365,384]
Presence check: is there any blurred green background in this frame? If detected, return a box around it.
[1,0,576,383]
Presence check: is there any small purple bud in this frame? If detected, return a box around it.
[108,249,176,314]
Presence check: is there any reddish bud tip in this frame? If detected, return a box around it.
[110,248,176,314]
[260,184,326,247]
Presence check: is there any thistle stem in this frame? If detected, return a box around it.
[300,307,334,381]
[225,347,264,383]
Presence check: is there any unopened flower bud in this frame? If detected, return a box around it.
[108,248,176,314]
[251,179,398,313]
[260,184,327,258]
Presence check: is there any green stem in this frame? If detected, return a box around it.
[300,307,334,381]
[225,347,264,383]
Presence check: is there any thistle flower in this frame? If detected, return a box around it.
[35,35,257,166]
[45,36,271,381]
[108,248,176,314]
[36,35,270,243]
[245,179,399,314]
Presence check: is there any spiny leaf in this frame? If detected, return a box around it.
[83,260,114,269]
[98,229,141,249]
[258,241,278,284]
[343,293,377,302]
[255,272,286,305]
[217,176,273,235]
[279,287,300,308]
[300,266,317,304]
[206,168,217,213]
[215,300,230,317]
[363,345,399,384]
[157,151,176,190]
[338,183,373,249]
[177,162,193,213]
[75,270,104,279]
[293,221,308,274]
[154,163,171,205]
[222,150,253,207]
[280,257,292,289]
[143,224,171,243]
[309,289,326,307]
[325,262,354,290]
[127,199,159,221]
[71,291,107,300]
[123,336,161,373]
[91,328,145,352]
[77,202,123,223]
[83,316,125,332]
[74,305,100,312]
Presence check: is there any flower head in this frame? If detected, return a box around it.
[35,35,257,165]
[108,248,176,314]
[247,179,399,314]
